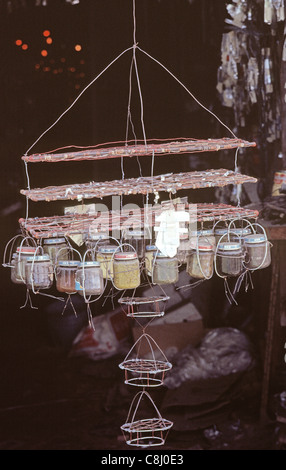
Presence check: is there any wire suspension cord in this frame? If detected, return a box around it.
[137,46,238,140]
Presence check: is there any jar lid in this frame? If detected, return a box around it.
[43,237,66,244]
[16,246,37,254]
[179,233,189,240]
[190,229,214,236]
[155,251,175,258]
[114,252,138,260]
[244,234,267,244]
[26,255,51,262]
[217,242,241,251]
[214,228,228,235]
[231,228,252,235]
[98,245,118,253]
[145,245,157,251]
[87,232,109,240]
[79,261,101,267]
[124,230,145,237]
[58,260,80,267]
[196,244,213,251]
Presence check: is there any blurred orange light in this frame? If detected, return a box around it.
[60,57,66,63]
[43,30,51,37]
[75,44,82,52]
[69,67,76,72]
[22,44,28,50]
[46,37,53,45]
[15,39,22,46]
[41,49,48,57]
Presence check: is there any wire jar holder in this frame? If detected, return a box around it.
[226,220,272,272]
[121,390,173,448]
[151,251,179,285]
[2,234,38,271]
[118,295,170,319]
[42,236,70,266]
[54,245,83,316]
[119,332,172,387]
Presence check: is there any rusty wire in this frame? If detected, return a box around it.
[18,203,259,239]
[20,169,257,202]
[22,138,256,163]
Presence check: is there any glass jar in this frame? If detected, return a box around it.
[216,242,244,277]
[113,252,140,290]
[85,232,110,253]
[214,227,228,245]
[186,243,214,279]
[96,245,118,279]
[177,235,191,264]
[189,229,215,250]
[43,237,69,265]
[152,252,179,285]
[244,234,271,270]
[25,255,54,290]
[56,260,80,293]
[10,254,19,284]
[123,229,149,258]
[75,261,104,296]
[13,246,38,284]
[231,227,252,240]
[144,245,158,276]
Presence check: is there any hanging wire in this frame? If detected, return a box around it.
[24,46,134,157]
[137,46,238,139]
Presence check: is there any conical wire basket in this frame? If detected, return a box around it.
[119,332,172,387]
[121,390,173,448]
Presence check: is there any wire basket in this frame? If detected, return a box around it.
[118,295,169,318]
[119,332,172,387]
[121,390,173,448]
